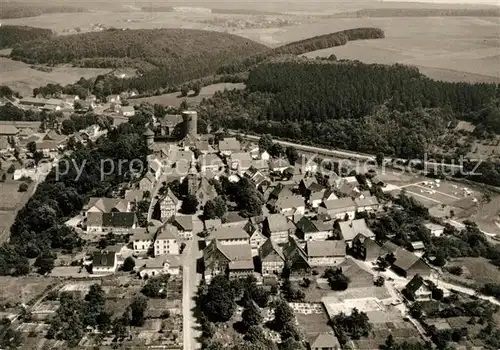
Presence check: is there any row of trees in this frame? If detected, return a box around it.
[217,28,385,75]
[0,3,84,20]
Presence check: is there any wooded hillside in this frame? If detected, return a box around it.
[199,61,500,185]
[10,28,269,69]
[0,25,53,49]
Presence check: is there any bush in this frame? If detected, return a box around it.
[18,183,28,192]
[447,265,463,276]
[122,256,135,272]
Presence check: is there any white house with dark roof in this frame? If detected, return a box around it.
[319,197,356,220]
[206,225,250,245]
[306,240,346,267]
[92,250,118,274]
[295,216,334,241]
[154,224,180,256]
[102,212,137,234]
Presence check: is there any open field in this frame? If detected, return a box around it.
[0,57,111,97]
[446,257,500,286]
[300,17,500,82]
[0,276,56,306]
[0,181,37,243]
[132,83,245,107]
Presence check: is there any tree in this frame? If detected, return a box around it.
[129,296,148,327]
[242,301,263,330]
[27,141,37,154]
[18,183,28,192]
[204,196,227,219]
[281,338,306,350]
[192,82,202,96]
[271,299,295,332]
[180,86,189,97]
[181,194,199,214]
[285,146,299,165]
[201,275,236,323]
[376,152,384,167]
[122,256,135,272]
[258,135,273,152]
[332,308,371,340]
[323,267,350,290]
[269,143,283,158]
[34,252,55,275]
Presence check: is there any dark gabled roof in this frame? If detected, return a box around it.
[405,275,425,293]
[102,212,136,228]
[259,238,285,262]
[172,215,193,231]
[295,216,318,234]
[92,251,116,267]
[284,237,310,269]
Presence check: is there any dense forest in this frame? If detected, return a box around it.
[217,27,385,74]
[337,8,500,17]
[0,25,53,50]
[198,61,500,185]
[10,28,267,94]
[0,2,85,19]
[10,28,268,69]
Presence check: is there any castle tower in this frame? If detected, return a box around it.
[142,128,155,149]
[186,164,198,196]
[182,110,198,139]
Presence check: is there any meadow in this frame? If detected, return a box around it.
[0,57,111,97]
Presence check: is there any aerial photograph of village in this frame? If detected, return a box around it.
[0,0,499,348]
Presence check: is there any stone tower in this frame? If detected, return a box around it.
[182,110,198,139]
[186,164,198,196]
[142,128,155,149]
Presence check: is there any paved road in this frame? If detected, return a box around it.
[182,235,203,350]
